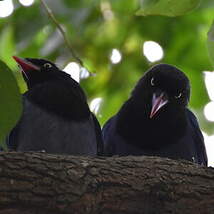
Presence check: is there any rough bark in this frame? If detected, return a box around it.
[0,152,213,214]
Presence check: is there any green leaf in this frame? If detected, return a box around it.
[136,0,201,17]
[0,60,22,150]
[0,26,16,69]
[207,21,214,68]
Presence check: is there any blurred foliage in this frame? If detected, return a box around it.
[0,60,22,148]
[0,0,213,136]
[207,21,214,67]
[136,0,201,17]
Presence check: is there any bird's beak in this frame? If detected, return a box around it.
[13,56,40,72]
[150,92,168,118]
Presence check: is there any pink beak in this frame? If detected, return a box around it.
[150,92,168,118]
[13,56,39,72]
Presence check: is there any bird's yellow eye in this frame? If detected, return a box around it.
[175,93,182,99]
[44,63,52,69]
[151,77,155,86]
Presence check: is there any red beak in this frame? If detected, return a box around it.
[13,56,39,72]
[150,92,168,118]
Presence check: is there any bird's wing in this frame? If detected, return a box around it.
[91,113,104,156]
[102,116,117,156]
[6,96,24,151]
[186,109,208,166]
[6,118,20,151]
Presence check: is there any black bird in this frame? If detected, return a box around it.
[102,64,207,166]
[7,56,103,155]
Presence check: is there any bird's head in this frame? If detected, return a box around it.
[132,64,190,119]
[13,56,70,89]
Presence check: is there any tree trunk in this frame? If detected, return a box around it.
[0,152,213,214]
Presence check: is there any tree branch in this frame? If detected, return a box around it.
[0,152,213,214]
[40,0,85,68]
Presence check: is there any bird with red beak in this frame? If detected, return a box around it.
[12,56,59,89]
[102,64,207,166]
[13,56,40,72]
[7,56,103,155]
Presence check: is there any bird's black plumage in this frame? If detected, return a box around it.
[7,56,103,155]
[102,64,207,165]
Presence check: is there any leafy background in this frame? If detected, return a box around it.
[0,0,213,163]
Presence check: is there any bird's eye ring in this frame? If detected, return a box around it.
[151,77,155,86]
[44,63,52,69]
[175,93,182,99]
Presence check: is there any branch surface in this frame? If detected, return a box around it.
[0,152,213,214]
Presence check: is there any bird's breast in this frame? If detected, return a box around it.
[117,107,187,150]
[24,81,90,121]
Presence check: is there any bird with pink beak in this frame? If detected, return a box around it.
[102,64,207,166]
